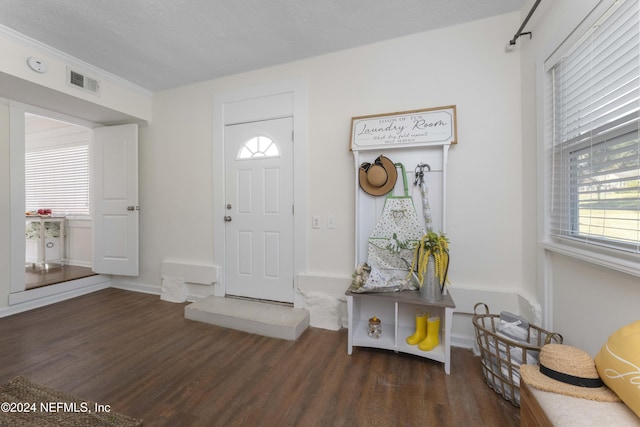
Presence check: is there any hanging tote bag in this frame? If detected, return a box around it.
[367,163,426,272]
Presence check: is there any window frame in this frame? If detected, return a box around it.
[237,135,281,160]
[542,0,640,275]
[553,122,640,252]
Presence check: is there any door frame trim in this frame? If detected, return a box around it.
[212,79,308,308]
[7,100,117,306]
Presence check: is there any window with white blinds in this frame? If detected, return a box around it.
[25,144,90,216]
[549,0,640,253]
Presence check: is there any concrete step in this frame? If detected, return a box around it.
[184,296,310,341]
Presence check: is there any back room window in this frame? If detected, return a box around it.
[25,114,91,217]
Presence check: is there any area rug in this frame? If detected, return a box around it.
[0,376,142,426]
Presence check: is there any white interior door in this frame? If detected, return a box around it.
[224,117,294,303]
[92,124,139,276]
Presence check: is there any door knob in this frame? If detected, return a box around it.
[224,216,232,222]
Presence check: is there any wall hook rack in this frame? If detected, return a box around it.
[414,163,431,186]
[416,162,431,172]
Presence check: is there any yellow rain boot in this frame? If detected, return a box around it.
[418,316,440,351]
[406,310,428,345]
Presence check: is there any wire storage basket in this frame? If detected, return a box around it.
[472,303,562,407]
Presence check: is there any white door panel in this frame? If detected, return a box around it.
[225,117,294,303]
[92,124,139,276]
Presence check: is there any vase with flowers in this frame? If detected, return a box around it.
[409,231,449,301]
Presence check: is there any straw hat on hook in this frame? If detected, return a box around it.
[358,155,397,196]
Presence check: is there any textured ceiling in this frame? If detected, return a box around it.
[0,0,525,92]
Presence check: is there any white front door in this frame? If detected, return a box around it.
[224,117,294,303]
[92,124,139,276]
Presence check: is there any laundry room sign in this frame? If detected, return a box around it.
[350,105,457,150]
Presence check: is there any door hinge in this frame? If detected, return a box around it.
[292,204,295,215]
[292,130,294,142]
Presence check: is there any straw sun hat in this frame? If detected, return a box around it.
[520,343,620,402]
[359,155,397,196]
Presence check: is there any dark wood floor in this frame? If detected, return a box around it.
[25,264,97,289]
[0,289,520,426]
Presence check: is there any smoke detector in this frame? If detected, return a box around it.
[27,57,47,73]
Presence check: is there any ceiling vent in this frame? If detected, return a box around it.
[67,68,100,96]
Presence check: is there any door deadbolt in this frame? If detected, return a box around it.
[224,216,232,222]
[226,204,232,210]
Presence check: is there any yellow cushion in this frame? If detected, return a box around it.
[595,320,640,418]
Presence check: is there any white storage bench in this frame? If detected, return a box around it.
[520,380,640,427]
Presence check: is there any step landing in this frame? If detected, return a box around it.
[184,296,309,341]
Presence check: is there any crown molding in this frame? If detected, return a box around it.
[0,24,153,98]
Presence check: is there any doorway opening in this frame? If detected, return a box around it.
[24,113,96,289]
[212,79,308,308]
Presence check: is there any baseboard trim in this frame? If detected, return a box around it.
[451,333,475,350]
[110,280,160,296]
[2,275,112,318]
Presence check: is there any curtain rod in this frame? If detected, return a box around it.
[509,0,542,46]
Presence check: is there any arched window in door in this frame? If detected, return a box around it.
[237,135,280,159]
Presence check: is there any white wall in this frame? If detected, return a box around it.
[0,11,545,345]
[115,12,528,339]
[0,29,152,309]
[520,0,640,355]
[0,2,634,353]
[65,219,92,267]
[0,27,151,123]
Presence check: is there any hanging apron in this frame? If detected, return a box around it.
[367,163,426,272]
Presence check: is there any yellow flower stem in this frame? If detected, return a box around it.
[409,232,450,288]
